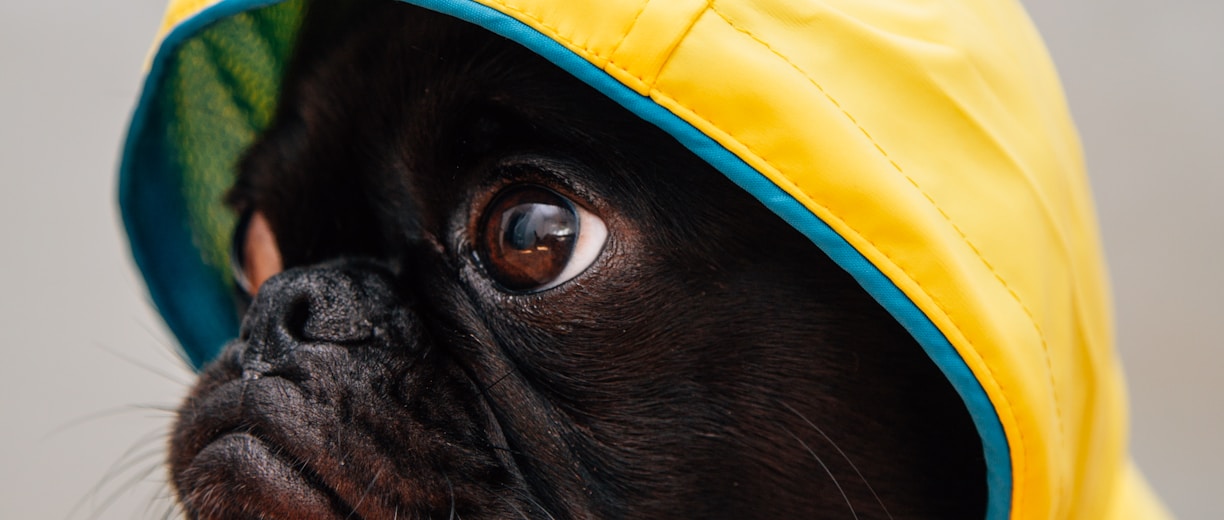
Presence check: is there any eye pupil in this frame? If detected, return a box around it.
[503,204,574,251]
[479,186,580,292]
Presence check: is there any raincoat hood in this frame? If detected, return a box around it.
[119,0,1171,518]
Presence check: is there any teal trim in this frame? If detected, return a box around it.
[120,0,1012,516]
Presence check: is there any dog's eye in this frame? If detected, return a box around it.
[476,185,607,292]
[231,209,284,296]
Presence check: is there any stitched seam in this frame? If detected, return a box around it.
[644,0,710,84]
[487,0,659,89]
[604,0,651,60]
[494,0,591,61]
[490,0,708,91]
[703,4,1054,511]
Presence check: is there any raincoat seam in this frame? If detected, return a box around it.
[707,5,1040,511]
[636,1,709,86]
[493,0,599,65]
[603,0,650,62]
[906,183,1068,515]
[485,0,677,96]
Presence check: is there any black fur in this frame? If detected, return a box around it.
[170,1,986,518]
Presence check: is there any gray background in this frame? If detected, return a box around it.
[1,0,1218,518]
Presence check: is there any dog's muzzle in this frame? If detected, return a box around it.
[169,262,517,519]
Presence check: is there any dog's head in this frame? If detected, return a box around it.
[163,3,984,518]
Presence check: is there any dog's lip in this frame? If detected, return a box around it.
[181,431,358,519]
[175,376,366,519]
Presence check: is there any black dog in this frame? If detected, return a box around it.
[169,1,984,518]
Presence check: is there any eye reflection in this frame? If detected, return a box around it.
[477,185,606,292]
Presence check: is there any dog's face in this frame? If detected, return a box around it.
[168,2,984,519]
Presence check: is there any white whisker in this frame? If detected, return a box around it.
[348,466,383,518]
[781,425,859,520]
[445,475,457,520]
[782,402,893,520]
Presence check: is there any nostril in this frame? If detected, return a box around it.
[284,275,378,345]
[242,261,406,354]
[284,294,313,341]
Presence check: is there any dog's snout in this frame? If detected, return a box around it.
[237,261,414,374]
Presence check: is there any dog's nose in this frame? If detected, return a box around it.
[236,260,413,375]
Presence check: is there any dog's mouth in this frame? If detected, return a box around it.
[170,335,531,520]
[183,431,358,519]
[173,376,370,519]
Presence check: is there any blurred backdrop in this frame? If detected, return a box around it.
[1,0,1218,517]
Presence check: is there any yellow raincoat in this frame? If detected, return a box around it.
[119,0,1172,518]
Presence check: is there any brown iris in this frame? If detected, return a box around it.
[477,185,579,292]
